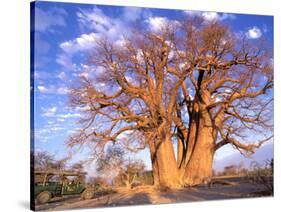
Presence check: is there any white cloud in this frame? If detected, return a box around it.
[57,33,99,70]
[219,13,236,21]
[56,54,76,70]
[202,12,219,21]
[37,85,69,95]
[34,7,67,32]
[57,87,69,95]
[57,6,144,69]
[78,7,127,42]
[77,7,112,33]
[75,105,91,112]
[37,85,49,93]
[145,16,181,32]
[57,113,82,119]
[57,118,65,122]
[114,38,127,49]
[246,26,262,39]
[42,106,57,117]
[49,126,65,132]
[79,72,89,78]
[183,10,201,16]
[184,10,236,22]
[146,17,168,32]
[57,71,67,80]
[60,33,99,54]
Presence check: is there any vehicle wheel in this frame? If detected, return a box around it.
[81,188,94,200]
[36,191,52,204]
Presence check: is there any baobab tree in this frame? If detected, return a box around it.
[68,17,273,188]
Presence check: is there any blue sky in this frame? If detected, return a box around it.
[32,1,273,173]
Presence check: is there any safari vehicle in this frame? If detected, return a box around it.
[34,170,95,204]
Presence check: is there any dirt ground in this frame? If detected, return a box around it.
[35,178,273,211]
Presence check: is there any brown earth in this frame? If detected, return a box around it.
[35,179,273,211]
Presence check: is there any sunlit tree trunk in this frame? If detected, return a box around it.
[153,125,180,188]
[184,126,215,185]
[183,104,215,185]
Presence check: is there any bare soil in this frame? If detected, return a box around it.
[35,178,273,211]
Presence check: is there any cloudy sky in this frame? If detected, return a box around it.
[31,1,273,171]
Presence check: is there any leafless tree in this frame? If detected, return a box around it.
[34,151,67,171]
[96,145,145,188]
[115,160,145,189]
[34,151,69,184]
[68,17,273,188]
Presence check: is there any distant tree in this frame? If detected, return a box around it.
[34,151,70,184]
[270,158,273,175]
[34,151,68,171]
[34,151,56,171]
[96,145,125,180]
[97,145,145,188]
[114,160,145,188]
[222,165,238,176]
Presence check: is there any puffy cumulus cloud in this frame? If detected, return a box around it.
[34,7,67,32]
[76,7,128,41]
[57,7,123,70]
[57,7,133,70]
[146,17,168,32]
[246,26,262,39]
[59,33,99,54]
[145,16,180,32]
[56,7,153,70]
[77,6,146,35]
[184,10,236,22]
[202,12,219,21]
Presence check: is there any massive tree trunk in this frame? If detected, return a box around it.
[183,113,215,185]
[149,124,181,188]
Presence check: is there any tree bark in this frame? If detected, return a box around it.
[148,139,160,187]
[149,125,181,188]
[183,125,215,185]
[177,139,184,168]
